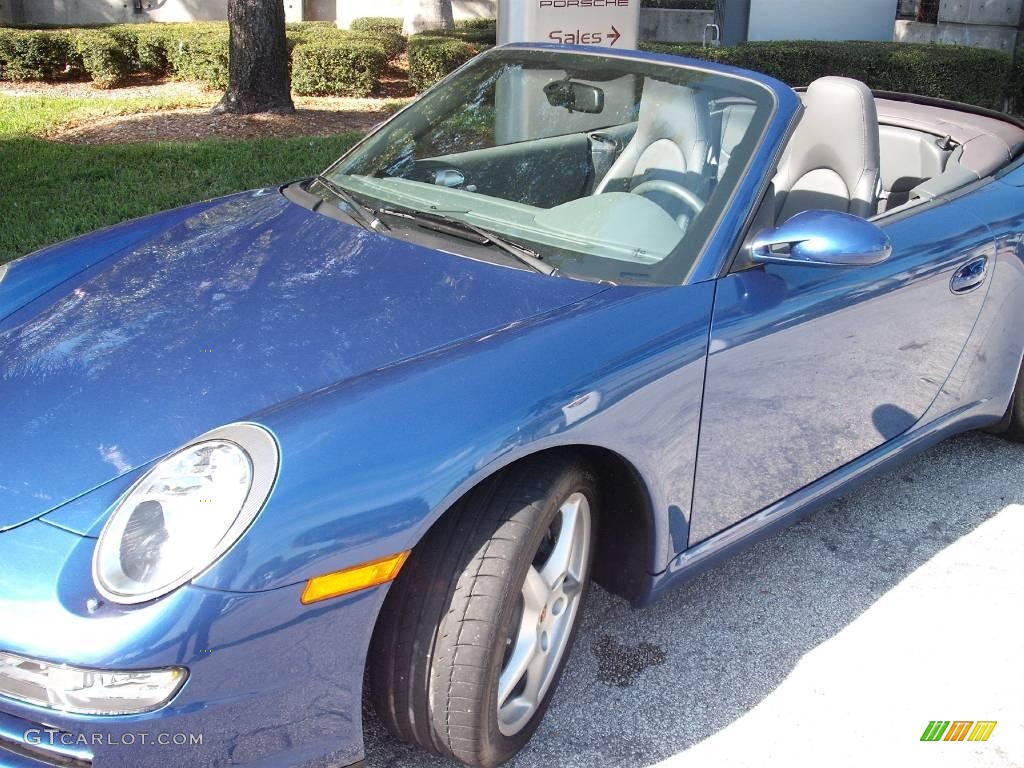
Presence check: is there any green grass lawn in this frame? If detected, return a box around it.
[0,94,363,264]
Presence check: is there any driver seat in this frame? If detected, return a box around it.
[594,77,711,224]
[773,76,881,223]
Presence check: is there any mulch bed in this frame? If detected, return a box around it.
[1,61,413,144]
[47,100,403,144]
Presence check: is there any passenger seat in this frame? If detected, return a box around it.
[773,76,881,223]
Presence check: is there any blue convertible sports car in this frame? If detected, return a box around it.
[2,43,1024,768]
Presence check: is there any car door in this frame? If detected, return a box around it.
[688,197,995,545]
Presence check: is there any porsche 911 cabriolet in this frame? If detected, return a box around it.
[1,43,1023,768]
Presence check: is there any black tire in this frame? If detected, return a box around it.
[369,456,598,768]
[1002,359,1024,442]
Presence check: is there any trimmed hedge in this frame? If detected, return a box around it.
[288,21,398,94]
[407,34,481,91]
[163,29,230,89]
[1013,57,1024,114]
[641,40,1012,111]
[287,20,404,61]
[291,41,387,96]
[0,22,397,95]
[406,20,496,91]
[353,30,405,60]
[132,25,171,74]
[349,17,403,36]
[0,29,72,81]
[448,17,497,44]
[71,30,133,88]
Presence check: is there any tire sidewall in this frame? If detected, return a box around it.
[1003,355,1024,440]
[476,463,598,765]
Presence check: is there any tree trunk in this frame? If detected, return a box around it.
[403,0,454,35]
[214,0,295,115]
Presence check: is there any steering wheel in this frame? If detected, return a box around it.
[630,179,706,228]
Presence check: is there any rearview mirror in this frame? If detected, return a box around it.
[751,210,892,267]
[543,79,604,114]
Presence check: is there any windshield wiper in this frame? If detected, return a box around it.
[314,175,390,232]
[376,208,556,276]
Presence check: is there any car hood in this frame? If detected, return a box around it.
[0,190,603,531]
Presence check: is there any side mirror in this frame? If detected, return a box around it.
[543,79,605,114]
[751,210,892,267]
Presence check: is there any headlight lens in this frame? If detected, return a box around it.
[93,423,278,604]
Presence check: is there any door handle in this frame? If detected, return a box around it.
[950,256,988,294]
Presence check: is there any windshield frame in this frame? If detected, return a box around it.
[321,43,800,286]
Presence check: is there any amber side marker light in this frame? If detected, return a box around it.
[300,551,410,604]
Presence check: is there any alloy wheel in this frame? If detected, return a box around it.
[496,491,591,736]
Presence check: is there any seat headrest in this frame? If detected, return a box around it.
[775,76,880,220]
[786,76,879,190]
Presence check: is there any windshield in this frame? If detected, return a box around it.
[322,47,775,285]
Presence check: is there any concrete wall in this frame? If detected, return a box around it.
[3,0,336,25]
[639,9,714,44]
[303,0,338,22]
[894,18,1018,52]
[0,0,492,30]
[941,0,1023,26]
[893,0,1024,54]
[4,0,229,24]
[331,0,495,27]
[0,0,701,41]
[749,0,899,41]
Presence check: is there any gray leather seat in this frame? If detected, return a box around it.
[773,76,881,223]
[595,77,711,224]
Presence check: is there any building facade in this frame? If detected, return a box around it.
[0,0,495,26]
[894,0,1024,55]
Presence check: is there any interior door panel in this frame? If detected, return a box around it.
[688,199,995,545]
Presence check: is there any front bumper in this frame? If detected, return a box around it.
[0,521,384,768]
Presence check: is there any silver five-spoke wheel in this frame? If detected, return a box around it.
[497,492,591,736]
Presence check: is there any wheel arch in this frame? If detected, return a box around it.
[574,444,656,603]
[407,443,657,605]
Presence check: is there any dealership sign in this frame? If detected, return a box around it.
[498,0,640,49]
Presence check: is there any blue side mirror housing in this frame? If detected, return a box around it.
[751,209,893,267]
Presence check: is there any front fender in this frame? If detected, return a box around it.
[194,281,715,593]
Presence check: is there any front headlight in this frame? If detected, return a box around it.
[0,650,187,715]
[93,423,279,604]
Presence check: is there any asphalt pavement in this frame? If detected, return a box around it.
[360,432,1024,768]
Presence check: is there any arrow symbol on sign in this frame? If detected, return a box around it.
[607,25,621,46]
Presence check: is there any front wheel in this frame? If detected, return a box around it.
[370,456,598,768]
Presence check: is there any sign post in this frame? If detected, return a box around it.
[494,0,641,144]
[498,0,641,50]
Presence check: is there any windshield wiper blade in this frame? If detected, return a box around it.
[314,175,390,232]
[376,208,556,276]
